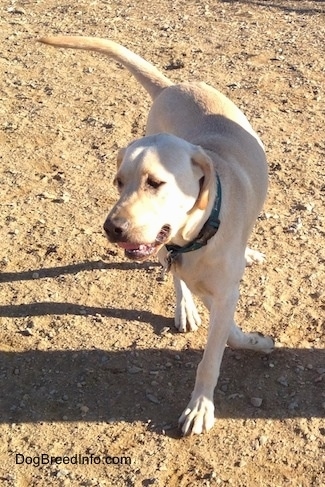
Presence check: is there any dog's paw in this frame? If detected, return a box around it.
[179,395,215,435]
[174,300,201,332]
[228,325,275,354]
[239,332,274,354]
[245,247,265,267]
[253,333,275,354]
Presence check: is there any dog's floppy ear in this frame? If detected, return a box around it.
[191,147,214,211]
[116,138,139,169]
[116,147,126,169]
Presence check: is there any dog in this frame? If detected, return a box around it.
[39,36,274,435]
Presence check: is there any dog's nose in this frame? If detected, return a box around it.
[103,216,129,240]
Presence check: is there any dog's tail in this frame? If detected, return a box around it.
[39,36,173,100]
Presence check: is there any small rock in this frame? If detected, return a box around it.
[60,193,70,203]
[288,399,299,410]
[19,329,33,337]
[259,435,268,445]
[250,397,263,407]
[128,365,142,374]
[8,6,26,14]
[146,393,160,404]
[314,375,323,383]
[39,192,56,200]
[142,479,158,486]
[228,393,241,400]
[277,376,289,387]
[160,327,170,336]
[56,469,70,478]
[252,438,260,450]
[149,370,159,375]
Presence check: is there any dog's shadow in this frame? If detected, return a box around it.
[0,259,172,335]
[0,261,324,436]
[1,346,324,437]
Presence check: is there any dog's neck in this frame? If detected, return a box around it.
[164,174,221,271]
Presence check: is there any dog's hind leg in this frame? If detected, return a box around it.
[173,275,201,332]
[227,321,274,354]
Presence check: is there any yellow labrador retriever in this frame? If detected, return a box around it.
[40,36,274,435]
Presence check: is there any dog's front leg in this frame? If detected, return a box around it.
[173,275,201,332]
[179,288,239,435]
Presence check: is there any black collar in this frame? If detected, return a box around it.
[164,174,222,272]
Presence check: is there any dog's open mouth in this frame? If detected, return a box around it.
[117,225,171,261]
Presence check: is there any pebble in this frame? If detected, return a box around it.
[59,193,70,203]
[80,405,89,413]
[8,6,26,14]
[128,365,142,374]
[56,469,70,478]
[146,393,160,404]
[160,327,170,336]
[250,397,263,407]
[142,479,157,486]
[277,376,289,387]
[259,435,268,446]
[39,191,56,200]
[20,329,33,337]
[288,399,299,410]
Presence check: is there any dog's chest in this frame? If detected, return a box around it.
[172,260,214,298]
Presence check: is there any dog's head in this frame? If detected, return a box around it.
[103,133,214,261]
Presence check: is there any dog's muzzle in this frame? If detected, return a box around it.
[103,218,171,261]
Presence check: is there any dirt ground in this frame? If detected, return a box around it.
[0,0,324,486]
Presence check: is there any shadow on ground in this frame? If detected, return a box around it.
[221,0,325,15]
[0,347,323,432]
[0,259,160,284]
[0,260,324,435]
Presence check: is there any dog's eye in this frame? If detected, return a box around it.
[146,177,164,190]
